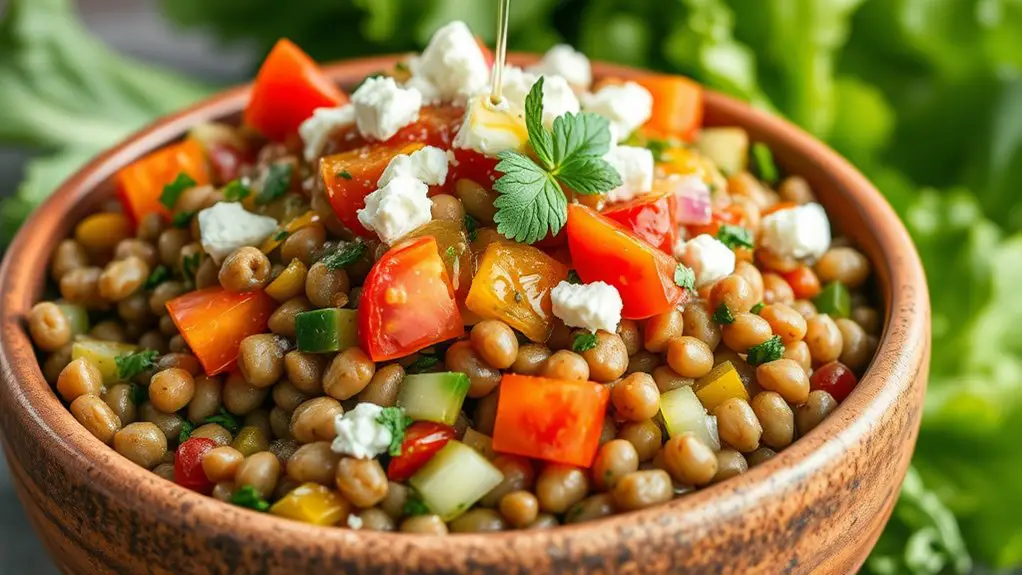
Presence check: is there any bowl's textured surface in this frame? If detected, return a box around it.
[0,55,929,575]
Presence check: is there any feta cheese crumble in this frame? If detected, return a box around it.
[331,403,392,459]
[675,234,737,288]
[582,82,653,144]
[405,21,490,105]
[347,514,364,530]
[759,203,832,260]
[453,94,529,156]
[378,146,450,188]
[298,105,355,162]
[197,202,279,264]
[499,67,579,128]
[603,146,655,203]
[351,76,422,141]
[528,44,592,89]
[550,281,624,333]
[357,176,432,244]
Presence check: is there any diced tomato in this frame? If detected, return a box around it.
[603,190,676,254]
[448,148,500,188]
[685,205,744,238]
[810,361,858,402]
[387,422,456,481]
[115,139,211,226]
[387,106,465,149]
[206,143,249,184]
[404,220,472,300]
[783,266,822,300]
[359,237,464,361]
[566,204,686,319]
[763,201,799,217]
[166,288,277,376]
[492,375,610,467]
[175,437,216,494]
[244,39,349,141]
[635,74,703,142]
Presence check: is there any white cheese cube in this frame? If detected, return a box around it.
[378,146,450,188]
[528,44,593,90]
[453,94,529,156]
[356,175,433,244]
[351,76,422,141]
[759,203,831,260]
[582,82,653,144]
[675,234,736,288]
[603,146,655,203]
[298,105,355,162]
[406,21,490,105]
[500,67,579,128]
[331,403,393,460]
[197,202,279,265]
[551,281,624,334]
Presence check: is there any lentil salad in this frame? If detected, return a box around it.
[26,21,879,534]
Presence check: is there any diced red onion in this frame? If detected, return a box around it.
[669,175,712,225]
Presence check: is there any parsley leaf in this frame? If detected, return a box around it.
[144,265,169,289]
[115,349,158,380]
[406,353,440,374]
[181,252,202,285]
[129,383,149,406]
[403,493,431,516]
[556,155,623,195]
[717,224,755,250]
[525,79,554,168]
[644,138,671,162]
[566,269,582,284]
[572,332,598,352]
[337,170,353,180]
[178,420,195,443]
[752,142,780,185]
[713,303,735,325]
[444,246,457,260]
[320,239,367,270]
[549,109,614,167]
[159,172,196,210]
[463,214,479,242]
[171,210,195,228]
[273,230,289,241]
[747,335,784,366]
[230,485,270,512]
[205,408,241,435]
[493,152,567,244]
[255,163,293,205]
[223,179,251,202]
[751,302,765,314]
[674,264,696,290]
[376,407,412,456]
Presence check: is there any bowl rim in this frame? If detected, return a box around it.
[0,53,929,555]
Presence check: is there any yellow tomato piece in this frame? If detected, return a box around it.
[74,213,132,255]
[269,483,351,526]
[465,242,568,343]
[405,219,471,298]
[693,361,750,411]
[470,227,509,257]
[259,210,321,254]
[657,145,725,187]
[265,258,309,302]
[71,340,138,384]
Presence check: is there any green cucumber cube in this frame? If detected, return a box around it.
[396,372,470,426]
[409,440,503,520]
[295,308,358,353]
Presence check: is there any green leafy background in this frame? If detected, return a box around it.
[3,0,1022,571]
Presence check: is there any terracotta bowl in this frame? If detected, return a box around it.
[0,55,929,575]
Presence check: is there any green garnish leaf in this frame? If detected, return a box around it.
[205,407,241,435]
[376,406,413,456]
[717,224,755,250]
[493,152,567,244]
[159,172,197,210]
[320,239,367,270]
[752,142,780,185]
[403,493,431,516]
[444,245,457,260]
[566,269,582,284]
[144,265,170,289]
[394,61,410,74]
[406,353,440,374]
[337,170,353,180]
[129,383,149,406]
[178,420,195,443]
[115,349,158,380]
[572,332,598,352]
[223,179,251,202]
[171,210,195,228]
[674,264,696,290]
[747,335,784,366]
[255,163,293,205]
[273,230,290,241]
[713,303,735,325]
[230,485,271,512]
[644,138,672,162]
[181,252,202,285]
[751,302,765,315]
[463,214,479,242]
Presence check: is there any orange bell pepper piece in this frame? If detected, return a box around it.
[635,74,703,142]
[115,139,210,226]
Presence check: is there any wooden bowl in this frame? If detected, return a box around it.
[0,55,929,574]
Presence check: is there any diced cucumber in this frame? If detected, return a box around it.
[295,308,358,353]
[71,340,137,383]
[697,127,749,176]
[396,372,470,426]
[814,282,851,318]
[408,440,503,520]
[56,302,89,336]
[659,385,719,449]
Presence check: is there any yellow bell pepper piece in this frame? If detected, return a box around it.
[270,483,351,526]
[265,258,308,302]
[71,340,138,384]
[693,361,749,411]
[259,210,321,254]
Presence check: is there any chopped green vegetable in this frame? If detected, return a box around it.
[716,225,754,250]
[181,253,202,285]
[178,421,195,443]
[255,163,293,205]
[746,336,784,366]
[129,384,149,406]
[222,179,251,202]
[273,230,289,241]
[814,282,852,318]
[572,332,598,352]
[403,493,430,516]
[566,269,582,284]
[159,172,197,210]
[337,170,353,180]
[144,265,170,289]
[230,485,271,512]
[406,353,441,374]
[752,142,780,184]
[444,246,457,260]
[463,214,479,242]
[750,302,765,315]
[320,239,367,270]
[712,303,735,325]
[294,308,358,353]
[376,406,413,456]
[115,349,158,381]
[674,264,695,290]
[171,210,195,228]
[396,372,470,426]
[205,408,241,435]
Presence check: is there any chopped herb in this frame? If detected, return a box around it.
[394,61,410,74]
[230,485,270,512]
[115,349,158,380]
[144,265,169,289]
[572,332,598,352]
[159,172,196,210]
[129,383,149,406]
[673,264,696,290]
[223,179,251,202]
[716,224,755,250]
[178,420,195,443]
[712,302,735,325]
[751,142,780,185]
[255,163,294,205]
[463,214,479,242]
[403,493,431,516]
[336,170,353,180]
[406,353,440,374]
[171,210,195,228]
[747,335,784,366]
[273,230,290,241]
[566,269,582,284]
[181,252,202,285]
[444,246,457,260]
[205,407,241,435]
[320,239,367,270]
[644,138,672,162]
[376,407,413,456]
[750,302,765,314]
